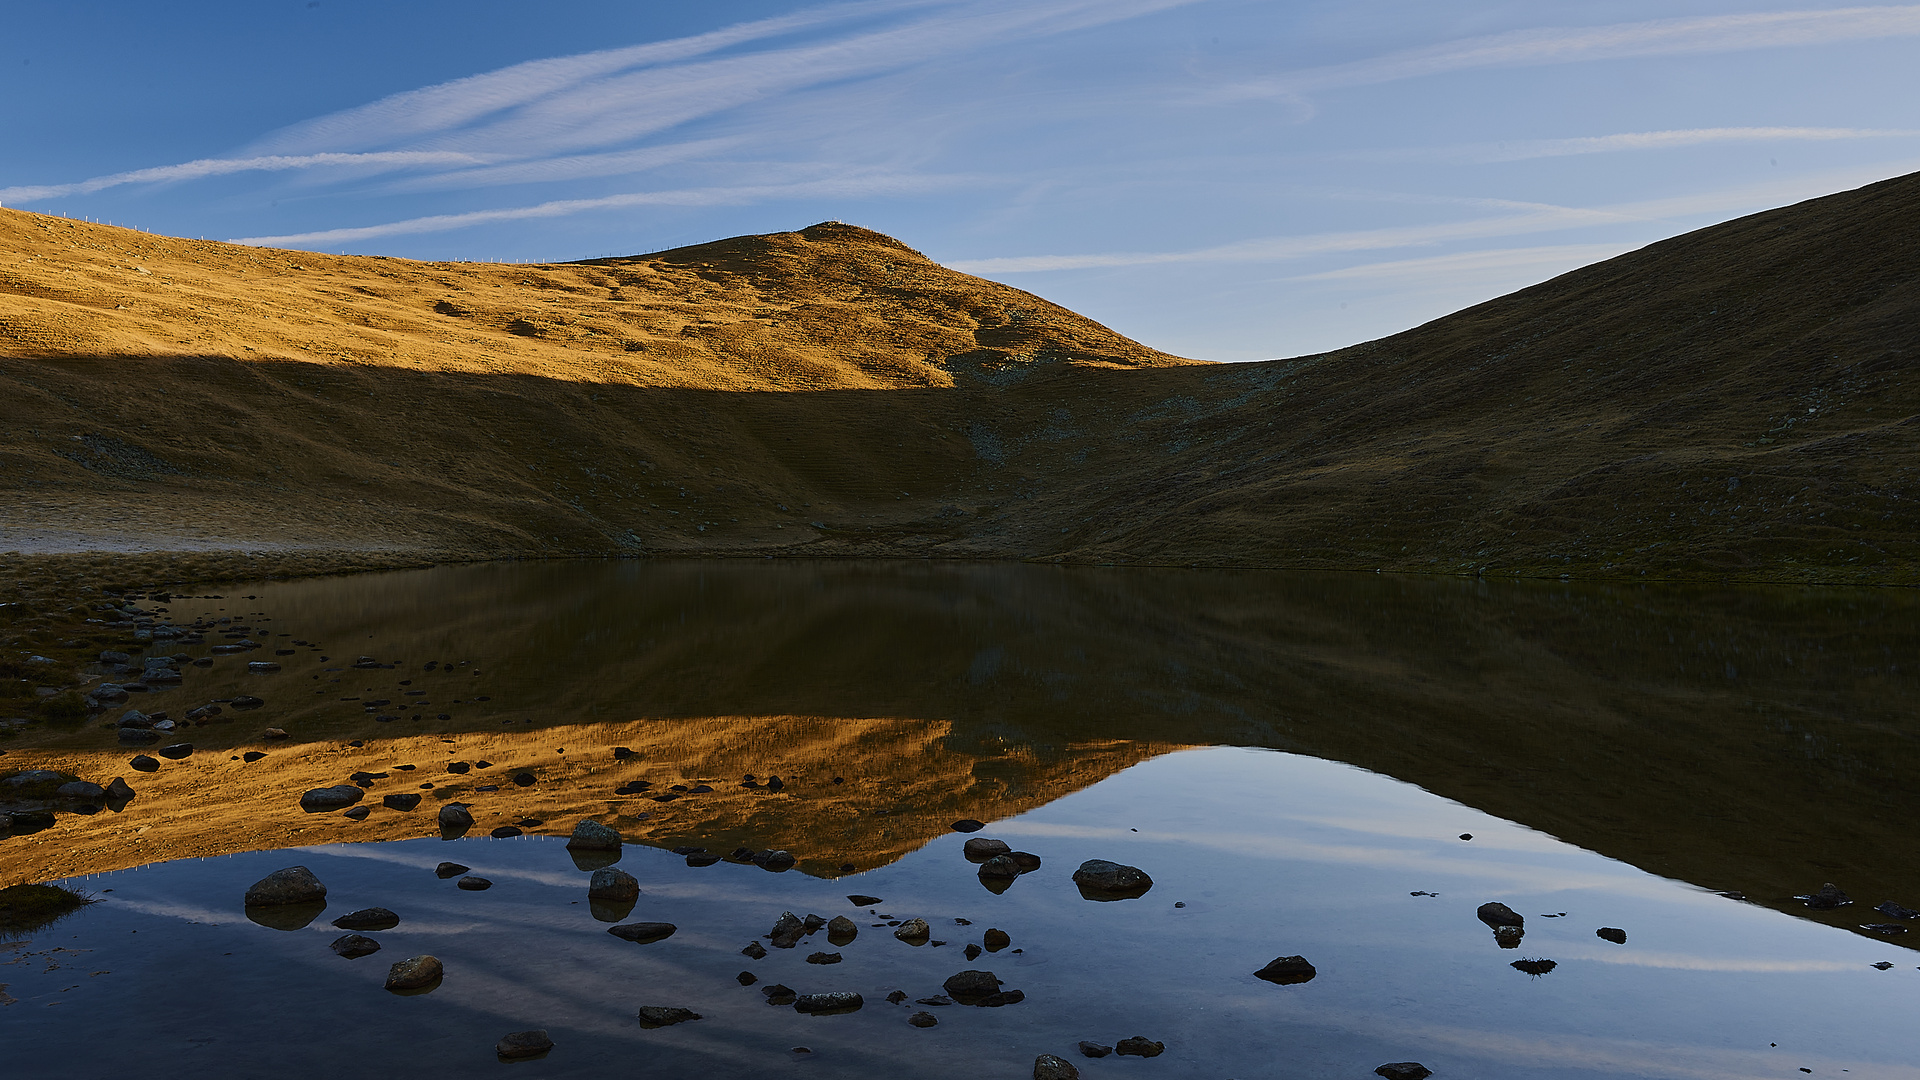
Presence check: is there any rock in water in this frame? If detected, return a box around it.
[962,837,1012,862]
[435,862,470,879]
[332,907,401,931]
[827,915,859,945]
[908,1011,938,1027]
[636,1006,702,1028]
[456,876,493,891]
[984,928,1011,951]
[806,951,843,965]
[1375,1064,1433,1080]
[761,984,798,1006]
[608,922,677,944]
[385,954,443,990]
[742,941,768,959]
[769,911,807,949]
[1596,927,1627,945]
[1511,958,1557,976]
[1798,882,1853,909]
[330,934,381,959]
[847,894,883,906]
[1254,955,1317,985]
[1494,925,1525,949]
[977,855,1021,880]
[382,792,422,811]
[1034,1054,1082,1080]
[1476,902,1524,928]
[56,780,105,801]
[104,777,136,803]
[1115,1037,1165,1058]
[894,917,931,943]
[1077,1042,1113,1058]
[951,819,985,832]
[941,969,1023,1005]
[128,755,160,773]
[437,803,473,830]
[792,992,863,1014]
[496,1030,553,1059]
[1874,900,1919,920]
[588,868,640,901]
[299,786,363,811]
[752,849,796,872]
[1072,859,1153,900]
[964,944,982,961]
[245,866,327,906]
[566,819,623,850]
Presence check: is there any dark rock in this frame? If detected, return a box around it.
[636,1006,702,1028]
[118,727,160,746]
[490,826,523,838]
[1494,925,1525,949]
[333,907,401,931]
[1477,902,1524,928]
[300,785,363,811]
[513,772,536,787]
[1798,883,1853,909]
[1078,1042,1113,1058]
[331,933,381,958]
[99,650,131,664]
[725,847,756,863]
[435,861,469,879]
[847,894,883,906]
[612,747,636,759]
[793,992,862,1015]
[806,951,843,965]
[608,922,677,944]
[437,803,473,829]
[1115,1037,1164,1058]
[984,928,1010,951]
[915,995,953,1006]
[247,661,282,674]
[157,743,194,760]
[456,876,493,891]
[951,819,985,832]
[761,984,798,1006]
[1511,958,1557,975]
[765,776,783,791]
[589,868,639,901]
[908,1011,938,1027]
[1862,923,1909,935]
[753,849,796,872]
[1254,955,1317,985]
[445,761,470,775]
[1034,1054,1081,1080]
[894,917,930,943]
[382,792,422,811]
[1375,1064,1433,1080]
[963,837,1012,862]
[496,1030,553,1060]
[230,696,264,710]
[118,710,154,729]
[1596,927,1628,945]
[737,970,758,985]
[1010,851,1042,872]
[742,941,768,959]
[242,751,266,763]
[344,806,371,820]
[686,853,720,867]
[943,969,1016,1005]
[1073,859,1151,900]
[827,915,859,945]
[883,990,908,1004]
[1874,900,1919,920]
[55,780,106,802]
[566,819,622,850]
[770,912,807,949]
[128,755,160,772]
[245,866,327,906]
[384,954,443,990]
[1873,960,1896,969]
[964,944,982,961]
[104,777,136,803]
[978,855,1020,879]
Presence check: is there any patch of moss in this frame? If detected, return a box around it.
[0,883,92,937]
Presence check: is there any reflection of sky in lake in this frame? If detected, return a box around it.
[11,746,1918,1078]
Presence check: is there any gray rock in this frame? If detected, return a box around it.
[456,876,493,891]
[636,1006,701,1028]
[908,1011,938,1028]
[332,907,400,931]
[894,917,931,943]
[942,969,1004,1003]
[1034,1054,1081,1080]
[330,934,381,959]
[55,780,106,801]
[1477,902,1524,928]
[300,785,363,811]
[1375,1064,1433,1080]
[792,992,863,1014]
[1255,955,1317,985]
[566,818,623,851]
[496,1030,553,1060]
[245,865,328,906]
[963,837,1012,861]
[588,868,639,901]
[118,709,153,728]
[607,922,677,944]
[742,941,768,959]
[1073,859,1153,899]
[1077,1042,1113,1058]
[1115,1037,1164,1058]
[385,955,444,990]
[977,855,1020,879]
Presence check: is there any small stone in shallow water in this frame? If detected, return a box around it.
[1494,926,1525,949]
[806,951,843,964]
[737,971,758,985]
[566,819,622,850]
[753,850,796,872]
[1078,1042,1113,1058]
[607,922,677,944]
[686,853,721,867]
[1861,923,1909,935]
[1596,927,1627,945]
[915,995,952,1006]
[742,941,768,960]
[588,868,639,901]
[242,751,266,763]
[1477,902,1524,929]
[300,786,363,811]
[908,1011,938,1027]
[343,807,370,820]
[761,984,798,1006]
[951,819,984,832]
[1115,1037,1164,1058]
[1873,961,1896,970]
[977,855,1020,880]
[457,876,493,891]
[333,908,400,931]
[827,916,858,945]
[495,1030,552,1059]
[331,934,381,959]
[435,862,469,879]
[382,793,421,811]
[984,928,1010,951]
[965,944,982,961]
[963,837,1012,861]
[1254,955,1317,985]
[1874,900,1920,920]
[943,970,1008,1004]
[792,992,862,1014]
[513,772,537,787]
[1511,958,1557,976]
[245,866,327,906]
[894,917,930,943]
[1797,883,1853,909]
[1033,1054,1081,1080]
[1072,859,1151,900]
[1375,1064,1433,1080]
[636,1006,702,1028]
[848,894,883,906]
[490,826,523,838]
[384,954,443,990]
[769,912,807,949]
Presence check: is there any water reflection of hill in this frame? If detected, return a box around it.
[11,560,1920,936]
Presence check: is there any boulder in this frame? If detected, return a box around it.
[1476,902,1524,928]
[792,992,863,1014]
[588,868,640,901]
[330,934,381,959]
[1255,955,1317,985]
[385,955,443,991]
[1115,1037,1164,1058]
[636,1006,701,1028]
[607,922,677,944]
[496,1031,553,1060]
[566,819,623,850]
[244,866,327,906]
[300,786,363,811]
[1034,1054,1081,1080]
[977,855,1021,879]
[437,803,474,829]
[942,969,1005,1004]
[332,908,400,931]
[742,941,768,959]
[1072,859,1152,900]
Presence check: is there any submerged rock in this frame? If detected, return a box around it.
[566,819,623,851]
[385,954,443,990]
[753,849,796,872]
[1511,958,1557,976]
[1077,1042,1113,1058]
[742,941,768,960]
[984,928,1011,951]
[636,1006,702,1028]
[244,866,327,906]
[330,934,381,959]
[827,916,859,945]
[1254,955,1317,985]
[1115,1037,1164,1058]
[608,922,677,944]
[964,944,982,961]
[496,1030,552,1059]
[761,983,798,1006]
[333,907,400,931]
[1034,1054,1081,1080]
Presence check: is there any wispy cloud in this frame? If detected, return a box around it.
[228,172,983,246]
[378,137,746,192]
[1215,5,1920,102]
[948,160,1920,273]
[1348,126,1920,165]
[0,152,487,205]
[1281,243,1639,283]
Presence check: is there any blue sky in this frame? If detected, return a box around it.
[4,1,1917,360]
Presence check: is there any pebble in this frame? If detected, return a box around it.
[686,853,721,867]
[437,804,474,830]
[457,876,493,891]
[1115,1037,1164,1058]
[495,1030,552,1059]
[244,866,327,906]
[636,1006,702,1027]
[977,855,1021,879]
[330,934,381,959]
[333,908,401,931]
[1034,1054,1081,1080]
[513,772,537,787]
[384,954,443,990]
[769,912,808,949]
[104,777,136,802]
[753,850,796,872]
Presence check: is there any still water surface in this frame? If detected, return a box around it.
[6,561,1920,1077]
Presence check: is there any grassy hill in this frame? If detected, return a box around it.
[4,171,1919,582]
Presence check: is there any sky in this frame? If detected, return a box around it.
[3,1,1917,361]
